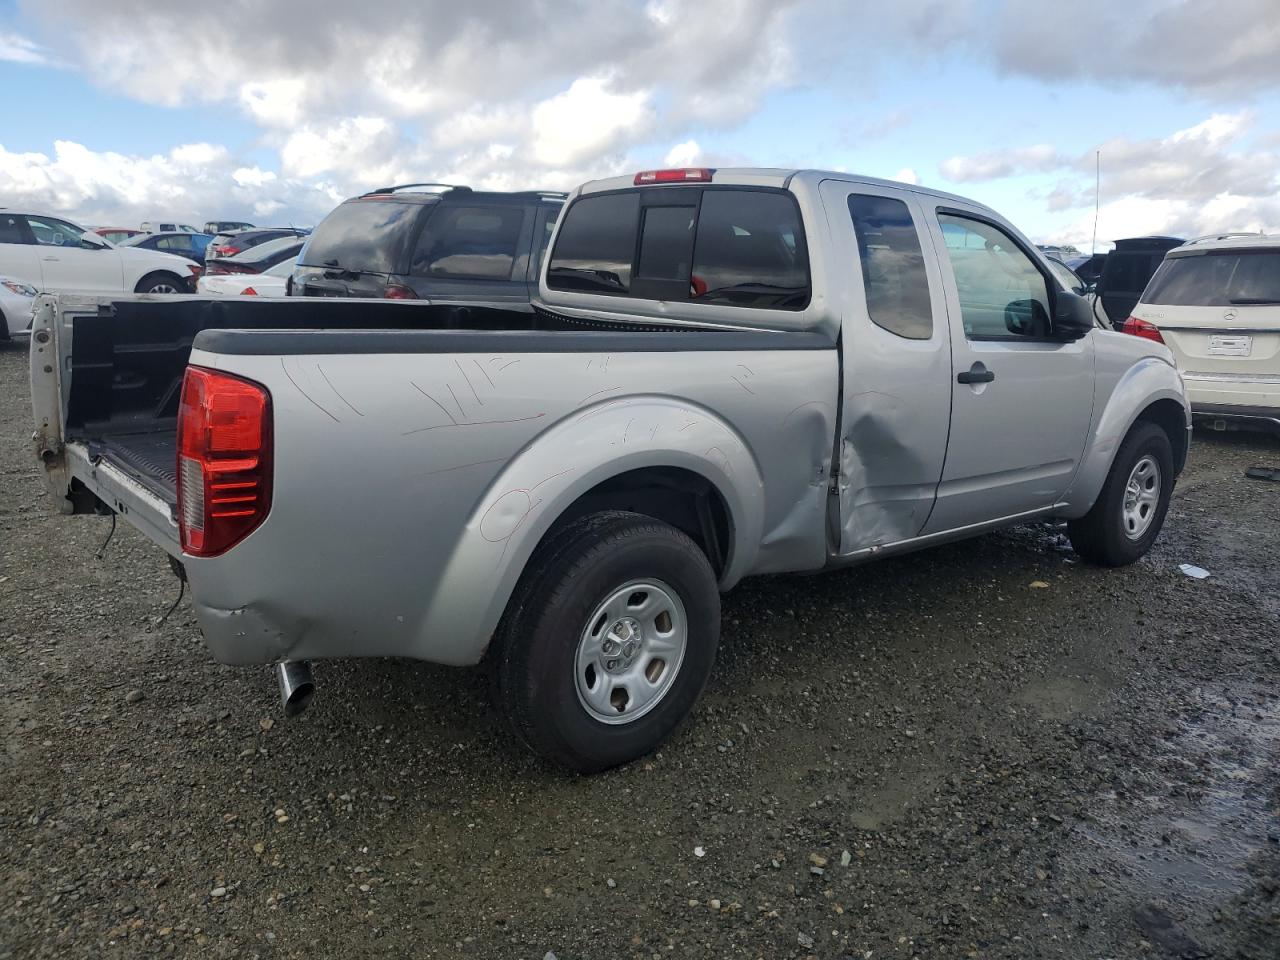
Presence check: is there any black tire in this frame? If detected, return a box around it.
[490,511,720,773]
[134,271,185,295]
[1068,421,1174,566]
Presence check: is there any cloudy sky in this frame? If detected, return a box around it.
[1,0,1278,248]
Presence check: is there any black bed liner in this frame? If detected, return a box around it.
[89,432,178,509]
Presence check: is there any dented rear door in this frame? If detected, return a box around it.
[819,180,953,554]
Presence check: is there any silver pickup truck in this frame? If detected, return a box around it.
[31,168,1190,772]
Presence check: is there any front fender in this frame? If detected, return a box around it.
[413,396,765,664]
[1061,355,1190,516]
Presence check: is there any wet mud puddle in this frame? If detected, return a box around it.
[1076,686,1279,899]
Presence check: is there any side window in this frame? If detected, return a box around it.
[25,216,87,248]
[691,190,809,309]
[411,205,525,280]
[847,194,933,339]
[158,235,191,251]
[937,214,1053,340]
[0,215,27,244]
[547,193,640,293]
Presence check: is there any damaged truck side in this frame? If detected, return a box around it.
[31,169,1191,772]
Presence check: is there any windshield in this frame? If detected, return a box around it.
[1143,251,1280,306]
[300,199,419,274]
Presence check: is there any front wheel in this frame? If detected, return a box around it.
[490,511,720,773]
[1068,421,1174,566]
[134,271,185,294]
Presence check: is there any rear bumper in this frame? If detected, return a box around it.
[1191,402,1280,436]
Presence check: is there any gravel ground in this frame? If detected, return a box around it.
[1,336,1278,959]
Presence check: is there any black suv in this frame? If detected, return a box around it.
[1096,236,1185,325]
[291,184,564,304]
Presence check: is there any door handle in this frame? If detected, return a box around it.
[41,256,60,262]
[957,363,995,385]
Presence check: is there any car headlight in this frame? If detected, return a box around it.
[2,280,38,297]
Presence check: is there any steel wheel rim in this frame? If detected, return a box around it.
[1121,454,1161,540]
[574,579,687,725]
[149,282,179,294]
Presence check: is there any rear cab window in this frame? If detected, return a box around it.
[299,199,420,274]
[547,187,810,310]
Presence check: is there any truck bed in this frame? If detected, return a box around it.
[44,296,577,549]
[92,431,178,509]
[41,295,814,559]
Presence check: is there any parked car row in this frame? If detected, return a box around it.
[7,178,1274,438]
[0,209,204,322]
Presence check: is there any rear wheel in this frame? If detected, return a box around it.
[490,511,720,773]
[135,271,185,294]
[1068,421,1174,566]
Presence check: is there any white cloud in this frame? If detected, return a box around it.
[0,139,343,227]
[940,145,1063,182]
[7,0,1280,240]
[0,29,49,64]
[664,140,702,167]
[532,77,653,167]
[232,166,277,188]
[890,167,919,185]
[278,117,405,185]
[239,78,310,127]
[947,0,1280,97]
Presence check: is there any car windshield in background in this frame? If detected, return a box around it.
[300,200,418,274]
[1144,251,1280,306]
[228,235,303,263]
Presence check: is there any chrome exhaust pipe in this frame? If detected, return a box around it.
[275,660,315,717]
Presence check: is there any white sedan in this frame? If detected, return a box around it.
[197,256,296,297]
[1,276,37,338]
[0,210,201,294]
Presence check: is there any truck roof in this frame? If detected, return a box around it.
[576,167,999,216]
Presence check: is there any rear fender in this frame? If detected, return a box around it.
[414,396,764,664]
[1061,356,1190,515]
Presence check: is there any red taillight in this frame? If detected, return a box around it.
[187,265,203,280]
[240,286,258,296]
[219,245,243,257]
[1120,316,1166,344]
[383,283,415,299]
[207,262,256,276]
[177,367,272,557]
[633,168,714,185]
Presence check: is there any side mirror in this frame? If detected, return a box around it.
[1052,291,1094,341]
[80,234,109,250]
